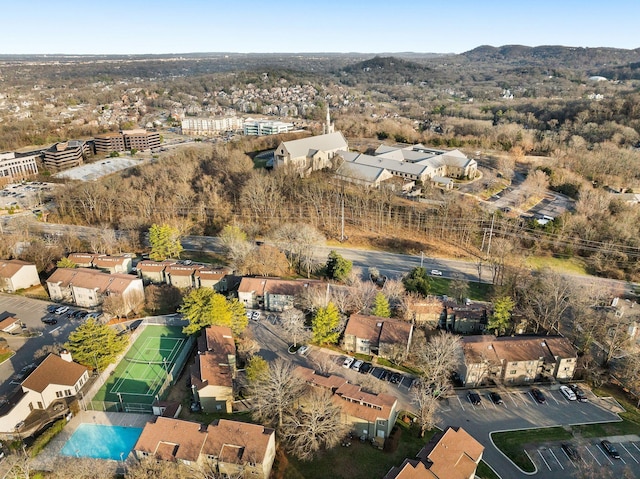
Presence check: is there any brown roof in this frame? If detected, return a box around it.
[0,259,33,279]
[417,427,484,479]
[462,336,501,364]
[47,268,139,295]
[137,260,175,273]
[165,264,197,276]
[383,459,438,479]
[67,253,97,265]
[195,268,228,281]
[193,326,235,390]
[134,417,207,462]
[22,354,88,393]
[492,338,555,363]
[0,315,19,330]
[544,337,578,359]
[92,255,128,267]
[238,277,268,295]
[294,366,347,390]
[345,314,413,347]
[202,419,274,465]
[265,279,322,296]
[334,382,397,423]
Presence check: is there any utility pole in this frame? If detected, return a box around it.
[420,251,424,268]
[486,213,495,257]
[340,191,345,242]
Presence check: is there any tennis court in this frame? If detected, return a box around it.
[92,325,189,408]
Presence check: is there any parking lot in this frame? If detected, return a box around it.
[529,438,640,478]
[0,294,90,399]
[0,182,54,210]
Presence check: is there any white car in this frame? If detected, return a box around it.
[351,360,364,372]
[297,345,310,356]
[559,385,577,401]
[342,357,355,369]
[430,269,443,276]
[55,306,69,315]
[251,311,261,321]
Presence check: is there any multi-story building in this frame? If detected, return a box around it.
[181,117,244,136]
[94,129,159,153]
[343,314,414,360]
[243,119,294,136]
[0,152,38,179]
[0,260,40,293]
[43,141,89,171]
[460,335,578,387]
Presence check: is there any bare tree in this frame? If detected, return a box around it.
[412,380,440,437]
[297,283,330,314]
[281,388,348,461]
[349,277,379,313]
[249,359,306,428]
[49,458,118,479]
[279,308,310,347]
[270,223,325,278]
[517,268,573,334]
[218,225,254,273]
[244,245,289,277]
[412,331,462,397]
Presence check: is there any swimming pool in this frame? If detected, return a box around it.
[60,424,143,460]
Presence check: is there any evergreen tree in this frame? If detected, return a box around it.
[488,296,515,336]
[402,267,431,296]
[312,302,340,345]
[325,250,353,282]
[148,223,183,261]
[371,292,391,318]
[64,319,127,371]
[245,355,269,383]
[56,257,77,269]
[180,289,248,336]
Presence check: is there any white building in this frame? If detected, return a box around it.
[0,152,39,179]
[243,118,294,136]
[0,260,40,293]
[181,117,244,136]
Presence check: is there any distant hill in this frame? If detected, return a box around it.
[461,44,640,70]
[339,56,435,84]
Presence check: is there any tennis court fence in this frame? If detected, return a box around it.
[82,315,194,413]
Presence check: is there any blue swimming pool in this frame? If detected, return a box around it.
[60,424,143,460]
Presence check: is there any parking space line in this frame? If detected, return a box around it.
[550,392,560,405]
[528,392,539,404]
[537,450,551,471]
[559,448,576,468]
[597,445,614,465]
[632,442,640,453]
[456,396,465,411]
[49,326,61,334]
[620,443,638,463]
[548,449,563,470]
[508,393,519,408]
[585,446,601,466]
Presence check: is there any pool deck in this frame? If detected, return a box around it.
[31,410,154,472]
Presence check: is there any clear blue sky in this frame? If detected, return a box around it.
[4,0,639,55]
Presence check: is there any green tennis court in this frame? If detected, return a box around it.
[92,324,188,406]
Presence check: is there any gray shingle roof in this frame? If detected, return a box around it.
[280,132,347,159]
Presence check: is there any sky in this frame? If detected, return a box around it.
[3,0,639,55]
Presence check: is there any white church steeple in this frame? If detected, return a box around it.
[325,105,334,134]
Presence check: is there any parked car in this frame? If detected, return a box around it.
[55,306,69,315]
[251,311,261,321]
[342,357,355,369]
[489,392,504,405]
[468,391,482,406]
[351,360,364,372]
[379,369,391,381]
[601,440,620,459]
[531,388,546,404]
[559,385,577,401]
[430,269,443,276]
[297,345,310,356]
[41,318,58,325]
[46,305,58,313]
[72,310,86,319]
[561,443,580,461]
[569,384,588,402]
[390,372,402,384]
[359,362,372,374]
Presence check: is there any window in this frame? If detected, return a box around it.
[56,391,63,398]
[509,370,517,375]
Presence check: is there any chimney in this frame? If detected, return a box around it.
[60,349,73,362]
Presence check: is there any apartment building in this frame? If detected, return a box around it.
[243,119,294,136]
[0,152,39,179]
[94,129,159,153]
[181,117,244,136]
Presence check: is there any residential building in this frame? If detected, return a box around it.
[0,313,21,334]
[66,253,97,268]
[460,335,578,386]
[136,261,230,291]
[407,296,445,327]
[0,351,89,433]
[0,260,40,293]
[43,140,89,171]
[441,303,489,334]
[181,117,244,136]
[191,326,236,413]
[0,152,39,179]
[133,417,276,479]
[46,268,144,314]
[237,277,322,311]
[294,366,398,442]
[136,260,176,284]
[343,314,414,360]
[243,118,294,136]
[384,426,484,479]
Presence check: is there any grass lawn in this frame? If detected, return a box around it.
[526,255,588,275]
[476,460,500,479]
[491,427,572,472]
[429,278,493,301]
[0,350,14,365]
[282,422,435,479]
